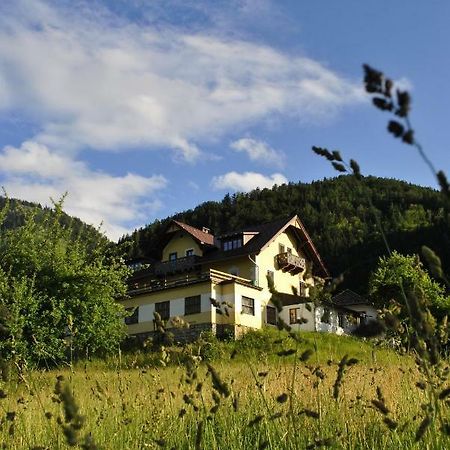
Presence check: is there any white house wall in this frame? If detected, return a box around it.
[255,229,306,294]
[279,302,315,332]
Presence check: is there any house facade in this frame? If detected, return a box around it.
[321,289,378,335]
[121,216,331,342]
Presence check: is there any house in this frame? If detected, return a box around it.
[120,215,331,342]
[315,289,378,335]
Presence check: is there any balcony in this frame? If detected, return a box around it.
[275,252,306,274]
[127,268,258,296]
[153,255,200,276]
[128,271,210,295]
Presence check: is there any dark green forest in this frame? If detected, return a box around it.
[0,196,107,245]
[120,175,450,294]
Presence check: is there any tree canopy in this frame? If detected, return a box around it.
[369,251,450,320]
[0,199,128,367]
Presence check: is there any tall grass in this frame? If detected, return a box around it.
[0,330,448,449]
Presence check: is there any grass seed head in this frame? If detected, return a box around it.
[415,415,431,442]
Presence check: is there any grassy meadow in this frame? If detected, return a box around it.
[0,330,449,449]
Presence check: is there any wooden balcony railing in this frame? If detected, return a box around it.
[275,252,306,274]
[153,255,200,276]
[127,268,257,296]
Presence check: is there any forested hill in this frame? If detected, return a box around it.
[121,176,450,294]
[0,197,106,244]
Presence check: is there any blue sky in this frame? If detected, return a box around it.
[0,0,448,240]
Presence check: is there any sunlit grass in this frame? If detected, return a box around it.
[0,331,448,449]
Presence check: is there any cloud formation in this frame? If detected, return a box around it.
[230,138,285,167]
[212,171,287,192]
[0,141,167,240]
[0,0,365,238]
[0,0,363,161]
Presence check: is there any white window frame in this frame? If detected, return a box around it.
[241,296,255,316]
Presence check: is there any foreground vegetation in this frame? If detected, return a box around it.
[0,330,448,449]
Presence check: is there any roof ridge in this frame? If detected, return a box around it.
[171,220,215,245]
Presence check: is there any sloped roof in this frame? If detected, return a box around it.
[170,220,215,246]
[332,289,370,306]
[201,216,291,262]
[202,215,329,278]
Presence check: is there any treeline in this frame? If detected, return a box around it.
[120,176,450,294]
[0,196,108,245]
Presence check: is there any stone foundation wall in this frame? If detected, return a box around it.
[129,322,256,345]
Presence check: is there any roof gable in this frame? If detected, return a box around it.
[169,220,215,246]
[332,289,370,306]
[201,216,329,278]
[258,215,329,278]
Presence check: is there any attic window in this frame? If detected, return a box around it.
[223,237,242,251]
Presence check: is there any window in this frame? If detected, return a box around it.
[223,237,242,251]
[299,282,307,296]
[125,307,138,325]
[266,306,277,325]
[169,252,177,261]
[286,247,292,254]
[267,270,274,285]
[155,301,170,320]
[321,307,330,324]
[185,249,194,257]
[279,243,285,254]
[185,295,201,315]
[338,314,345,328]
[289,308,300,324]
[241,296,255,315]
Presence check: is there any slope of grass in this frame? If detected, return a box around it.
[0,330,448,449]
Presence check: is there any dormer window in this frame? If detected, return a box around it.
[223,237,242,251]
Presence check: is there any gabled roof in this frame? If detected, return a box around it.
[202,215,329,278]
[200,216,290,262]
[332,289,370,306]
[169,220,215,246]
[259,215,329,278]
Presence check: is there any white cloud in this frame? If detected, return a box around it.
[0,0,363,162]
[211,171,287,192]
[0,141,167,240]
[230,137,284,167]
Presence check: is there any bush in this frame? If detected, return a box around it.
[0,199,129,367]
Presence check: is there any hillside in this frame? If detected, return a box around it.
[0,196,107,244]
[121,176,450,294]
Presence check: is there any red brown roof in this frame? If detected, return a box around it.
[171,220,215,246]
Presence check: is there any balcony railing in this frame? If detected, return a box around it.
[127,268,258,296]
[128,271,210,295]
[153,255,200,276]
[275,252,306,274]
